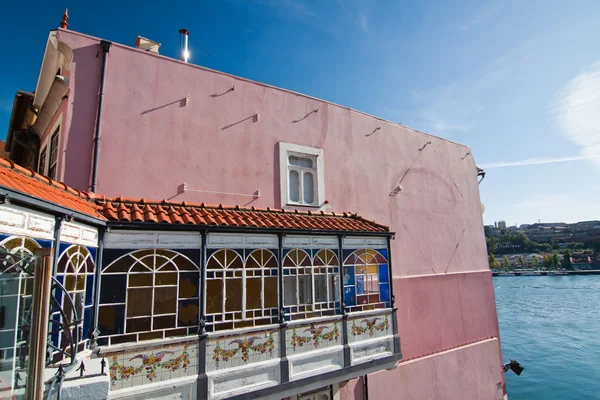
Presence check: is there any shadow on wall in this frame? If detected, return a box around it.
[63,44,103,192]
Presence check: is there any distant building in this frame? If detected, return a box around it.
[497,221,507,229]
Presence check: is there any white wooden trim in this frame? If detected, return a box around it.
[342,237,387,249]
[279,142,325,208]
[60,221,98,247]
[0,204,55,240]
[283,235,338,249]
[207,233,278,249]
[104,230,201,249]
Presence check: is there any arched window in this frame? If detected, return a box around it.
[343,249,390,312]
[206,248,277,331]
[99,249,200,345]
[283,249,340,319]
[312,249,340,314]
[0,236,40,368]
[56,245,95,353]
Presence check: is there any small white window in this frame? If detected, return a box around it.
[279,143,324,207]
[48,128,60,180]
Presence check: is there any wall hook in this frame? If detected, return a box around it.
[419,141,432,151]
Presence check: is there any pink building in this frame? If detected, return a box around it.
[3,14,505,400]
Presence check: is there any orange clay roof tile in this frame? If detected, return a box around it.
[0,158,389,233]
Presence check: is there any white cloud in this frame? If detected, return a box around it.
[479,155,593,169]
[551,61,600,168]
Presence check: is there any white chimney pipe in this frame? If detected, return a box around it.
[179,28,190,62]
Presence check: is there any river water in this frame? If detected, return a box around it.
[494,275,600,399]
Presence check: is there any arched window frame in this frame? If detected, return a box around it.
[99,249,200,345]
[56,245,95,353]
[205,248,278,331]
[283,248,340,320]
[0,236,40,368]
[342,249,390,312]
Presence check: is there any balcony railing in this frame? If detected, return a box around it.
[96,308,400,399]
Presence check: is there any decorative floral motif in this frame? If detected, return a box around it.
[109,346,190,385]
[291,323,340,350]
[351,317,389,337]
[212,334,275,368]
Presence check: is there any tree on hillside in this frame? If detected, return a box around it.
[543,254,552,267]
[563,249,573,269]
[551,252,560,268]
[489,253,500,269]
[504,256,510,269]
[484,225,493,238]
[517,255,525,267]
[533,256,539,267]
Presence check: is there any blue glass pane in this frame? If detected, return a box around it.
[271,317,279,324]
[344,286,356,306]
[385,301,391,308]
[58,242,70,255]
[378,249,388,259]
[206,315,214,322]
[271,269,278,276]
[356,275,364,295]
[98,304,125,336]
[85,275,94,306]
[0,234,8,241]
[282,248,293,257]
[56,275,63,285]
[178,299,199,326]
[284,307,291,314]
[50,319,60,347]
[342,249,354,261]
[38,239,53,249]
[334,267,339,274]
[87,247,97,261]
[283,269,290,276]
[380,283,390,302]
[343,267,355,286]
[378,264,390,283]
[99,274,126,304]
[82,307,93,339]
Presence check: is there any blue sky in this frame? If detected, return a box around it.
[1,0,599,226]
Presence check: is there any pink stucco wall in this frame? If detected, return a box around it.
[57,29,489,278]
[368,339,504,400]
[53,29,503,397]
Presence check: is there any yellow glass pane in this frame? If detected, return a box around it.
[155,272,177,286]
[76,274,86,290]
[225,279,243,311]
[127,288,152,317]
[246,278,261,310]
[356,266,367,274]
[129,274,153,287]
[154,287,177,315]
[206,280,223,313]
[367,265,378,274]
[264,277,278,308]
[65,276,76,291]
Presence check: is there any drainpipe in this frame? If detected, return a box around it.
[91,40,111,193]
[363,374,369,400]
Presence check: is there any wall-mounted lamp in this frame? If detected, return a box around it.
[503,360,524,376]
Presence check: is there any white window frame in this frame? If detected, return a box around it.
[279,142,325,208]
[38,146,48,176]
[48,127,60,180]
